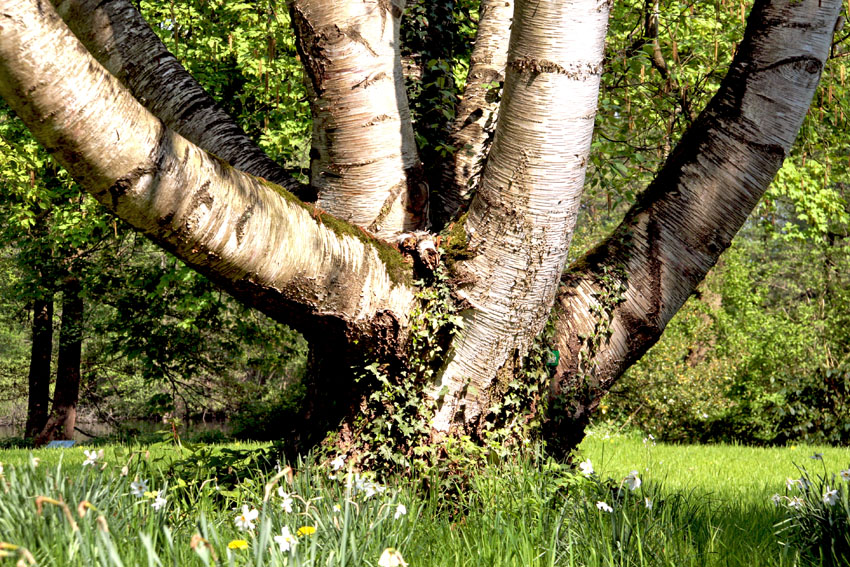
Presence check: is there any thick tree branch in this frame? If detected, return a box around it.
[49,0,310,200]
[437,0,514,225]
[547,0,843,453]
[430,0,611,433]
[289,0,427,238]
[0,0,417,354]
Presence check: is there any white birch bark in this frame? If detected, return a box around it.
[547,0,843,450]
[430,0,612,432]
[290,0,426,238]
[0,0,416,350]
[49,0,305,196]
[438,0,514,222]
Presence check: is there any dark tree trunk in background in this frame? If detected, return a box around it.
[24,297,53,439]
[36,277,83,444]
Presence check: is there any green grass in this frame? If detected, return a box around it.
[0,432,848,566]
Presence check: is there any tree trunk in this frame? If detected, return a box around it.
[437,0,513,224]
[36,277,83,443]
[24,297,53,439]
[546,0,843,455]
[429,0,611,434]
[289,0,427,238]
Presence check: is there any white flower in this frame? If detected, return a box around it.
[810,453,824,461]
[394,503,407,519]
[274,526,296,553]
[333,504,342,514]
[82,449,103,467]
[277,488,294,513]
[643,434,656,447]
[151,492,167,511]
[771,494,783,507]
[823,487,839,506]
[120,466,129,477]
[596,501,613,513]
[624,470,642,491]
[31,457,40,468]
[234,505,259,530]
[0,462,3,475]
[840,469,850,482]
[130,479,149,498]
[786,477,809,491]
[788,497,805,509]
[378,548,408,567]
[644,497,653,510]
[578,460,594,476]
[331,456,345,471]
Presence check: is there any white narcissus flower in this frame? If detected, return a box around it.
[840,469,850,482]
[823,488,839,506]
[810,453,824,461]
[274,526,296,553]
[644,497,653,510]
[130,479,149,498]
[331,456,345,471]
[596,501,613,513]
[277,488,294,513]
[788,497,805,509]
[624,470,642,491]
[578,460,594,476]
[770,494,783,507]
[378,548,408,567]
[333,504,342,514]
[394,504,407,520]
[82,449,103,467]
[31,457,40,468]
[234,505,259,530]
[151,492,167,511]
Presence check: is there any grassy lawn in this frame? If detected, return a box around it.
[0,432,848,566]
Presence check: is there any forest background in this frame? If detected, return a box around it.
[1,0,848,447]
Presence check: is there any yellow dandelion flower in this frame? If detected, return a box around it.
[296,526,316,537]
[227,539,249,550]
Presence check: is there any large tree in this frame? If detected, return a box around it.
[0,0,841,460]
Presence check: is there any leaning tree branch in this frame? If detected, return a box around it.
[49,0,311,200]
[547,0,843,453]
[0,0,417,357]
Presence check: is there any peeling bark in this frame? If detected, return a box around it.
[437,0,514,224]
[49,0,309,199]
[290,0,427,238]
[430,0,611,434]
[546,0,843,455]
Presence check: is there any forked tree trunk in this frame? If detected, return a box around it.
[428,0,611,435]
[290,0,427,238]
[36,277,83,444]
[545,0,843,454]
[24,297,53,439]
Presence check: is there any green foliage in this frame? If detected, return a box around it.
[139,0,311,172]
[230,383,307,442]
[343,266,463,470]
